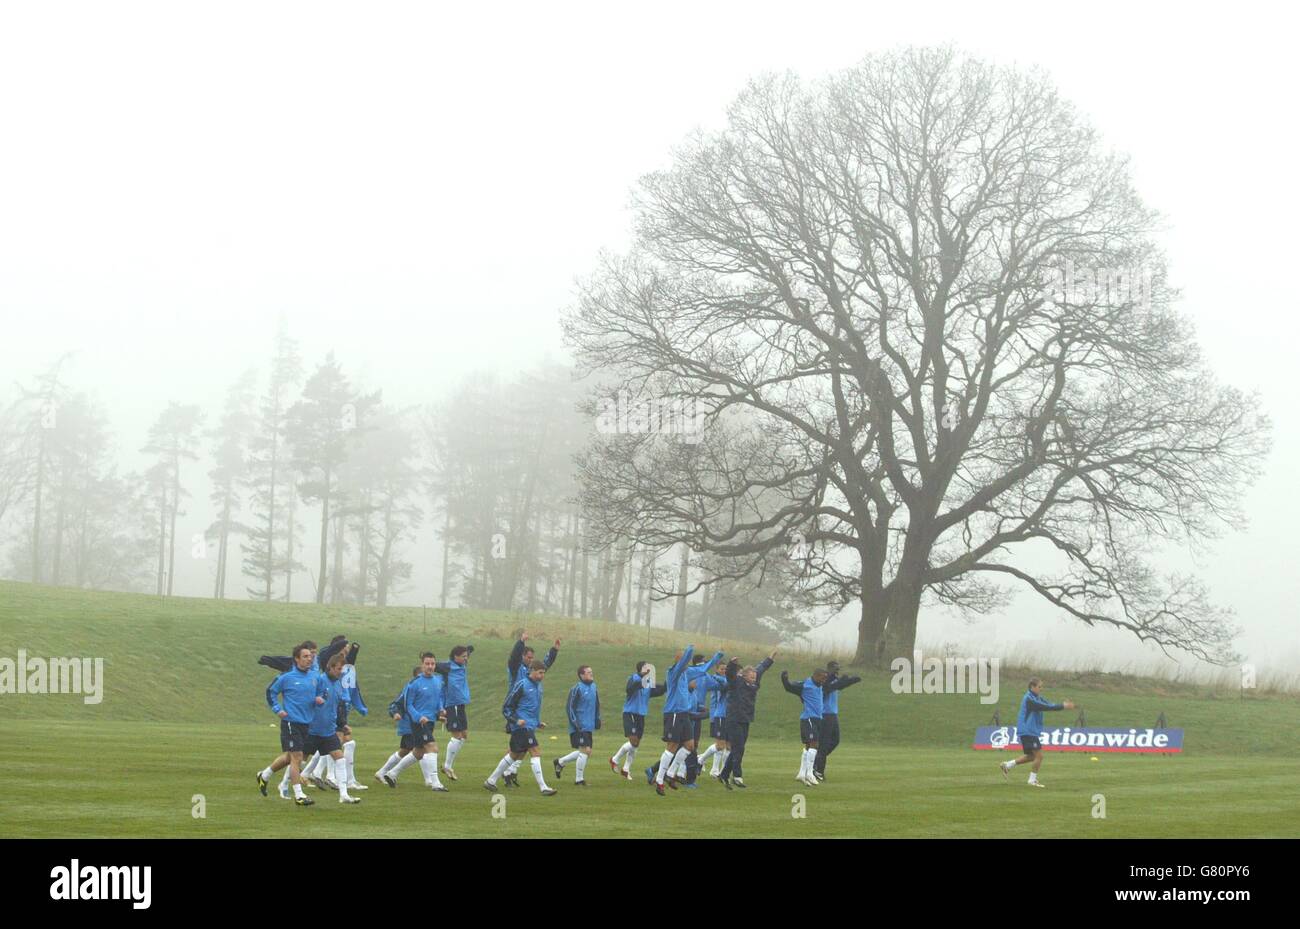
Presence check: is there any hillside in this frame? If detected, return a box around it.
[1,580,1295,754]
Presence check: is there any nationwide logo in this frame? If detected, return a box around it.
[972,725,1183,753]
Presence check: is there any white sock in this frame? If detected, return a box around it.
[1001,759,1016,769]
[335,756,351,799]
[623,745,638,771]
[390,752,420,781]
[327,755,338,782]
[530,756,550,791]
[558,750,581,767]
[488,754,512,786]
[1028,772,1038,783]
[613,741,631,764]
[797,749,809,779]
[378,752,401,777]
[419,753,443,788]
[446,737,464,769]
[575,753,588,781]
[260,765,274,781]
[655,750,674,784]
[292,781,306,799]
[716,749,729,774]
[507,758,523,776]
[671,747,690,778]
[344,741,358,783]
[301,752,321,778]
[699,744,717,766]
[279,767,291,788]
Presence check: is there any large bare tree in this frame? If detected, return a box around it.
[565,48,1270,666]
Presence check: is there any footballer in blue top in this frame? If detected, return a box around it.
[696,668,731,778]
[374,666,422,788]
[256,643,321,806]
[812,660,861,782]
[554,665,602,785]
[302,653,360,803]
[501,632,560,786]
[398,652,450,792]
[654,645,723,794]
[435,644,474,781]
[611,661,666,779]
[485,659,557,795]
[781,667,831,786]
[1001,677,1076,787]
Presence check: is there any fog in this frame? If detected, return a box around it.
[2,1,1295,675]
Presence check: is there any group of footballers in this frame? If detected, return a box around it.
[256,629,862,805]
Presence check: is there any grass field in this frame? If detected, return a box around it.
[1,580,1297,838]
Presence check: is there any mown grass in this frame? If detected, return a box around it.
[1,580,1297,837]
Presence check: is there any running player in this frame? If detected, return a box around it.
[436,644,474,781]
[304,652,360,803]
[502,632,560,786]
[1000,677,1076,787]
[555,665,601,786]
[484,660,558,795]
[401,652,450,792]
[375,666,421,787]
[257,643,319,807]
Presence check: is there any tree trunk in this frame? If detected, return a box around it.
[285,486,296,602]
[673,543,689,631]
[166,456,179,597]
[316,468,330,604]
[31,428,46,584]
[439,503,451,609]
[155,486,167,596]
[853,578,921,668]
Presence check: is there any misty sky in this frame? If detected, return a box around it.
[1,2,1295,673]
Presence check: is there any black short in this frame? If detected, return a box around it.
[280,719,310,754]
[307,732,341,756]
[1021,734,1043,754]
[443,704,469,732]
[662,712,694,744]
[570,731,593,749]
[509,728,539,754]
[412,720,437,746]
[623,712,644,738]
[399,731,418,751]
[800,718,822,743]
[709,718,726,740]
[692,717,703,744]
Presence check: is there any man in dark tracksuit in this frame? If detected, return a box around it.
[718,649,776,789]
[813,660,861,781]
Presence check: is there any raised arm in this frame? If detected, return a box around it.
[507,638,527,680]
[780,670,802,695]
[1025,693,1065,713]
[754,656,775,682]
[318,638,347,668]
[669,645,695,682]
[825,674,862,693]
[259,655,293,673]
